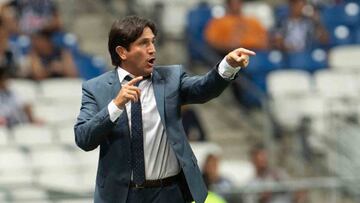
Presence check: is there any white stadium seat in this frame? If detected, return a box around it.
[29,146,79,172]
[314,70,359,99]
[0,127,9,146]
[12,124,54,146]
[8,79,39,104]
[39,78,83,102]
[267,70,312,98]
[243,1,274,29]
[329,45,360,71]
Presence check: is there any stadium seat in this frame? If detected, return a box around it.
[37,170,96,194]
[267,70,312,98]
[52,32,79,53]
[33,102,79,126]
[56,124,77,146]
[39,78,83,102]
[242,1,275,29]
[8,79,39,104]
[267,70,313,129]
[0,191,7,203]
[73,52,106,80]
[244,50,285,75]
[0,148,30,172]
[29,146,79,172]
[327,24,356,46]
[273,4,289,25]
[190,142,222,171]
[356,26,360,44]
[9,35,31,56]
[219,159,254,188]
[314,70,359,99]
[0,127,9,146]
[328,45,360,71]
[0,148,33,186]
[9,188,49,203]
[57,199,94,203]
[74,147,99,170]
[321,2,360,27]
[162,2,188,38]
[185,2,217,65]
[12,124,54,147]
[287,49,328,73]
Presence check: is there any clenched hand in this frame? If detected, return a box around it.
[113,76,143,108]
[226,48,256,68]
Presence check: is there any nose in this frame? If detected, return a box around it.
[148,42,156,54]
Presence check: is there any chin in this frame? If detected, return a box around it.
[145,66,153,74]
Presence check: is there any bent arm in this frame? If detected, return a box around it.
[74,82,116,151]
[180,66,231,105]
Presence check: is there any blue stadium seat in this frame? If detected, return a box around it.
[237,50,287,107]
[244,50,285,75]
[274,5,289,25]
[321,2,360,27]
[287,48,328,73]
[327,24,356,46]
[356,26,360,44]
[185,2,214,64]
[9,34,31,56]
[52,32,79,53]
[73,52,106,80]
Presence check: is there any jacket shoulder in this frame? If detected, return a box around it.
[83,70,114,87]
[154,65,183,78]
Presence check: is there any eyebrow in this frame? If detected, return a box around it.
[137,36,156,43]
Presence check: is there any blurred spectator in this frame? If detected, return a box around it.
[204,0,268,55]
[0,16,18,77]
[28,29,77,80]
[0,1,19,36]
[272,0,329,52]
[297,116,314,162]
[247,143,291,203]
[181,105,207,141]
[0,66,40,128]
[203,153,234,194]
[12,0,62,34]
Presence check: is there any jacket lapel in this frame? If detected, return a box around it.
[108,69,121,101]
[108,69,130,132]
[152,69,166,128]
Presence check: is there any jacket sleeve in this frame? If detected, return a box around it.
[180,65,232,105]
[74,81,116,151]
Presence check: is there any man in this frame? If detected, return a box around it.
[205,0,268,55]
[272,0,329,52]
[246,143,292,203]
[74,15,254,203]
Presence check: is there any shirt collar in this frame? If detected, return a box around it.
[116,66,133,83]
[116,66,152,83]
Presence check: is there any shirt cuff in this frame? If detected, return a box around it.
[108,100,123,122]
[218,58,241,79]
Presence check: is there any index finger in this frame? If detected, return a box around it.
[235,48,256,56]
[127,76,143,86]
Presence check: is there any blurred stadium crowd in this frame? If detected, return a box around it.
[0,0,360,202]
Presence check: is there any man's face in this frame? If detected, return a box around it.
[121,27,156,76]
[253,150,268,171]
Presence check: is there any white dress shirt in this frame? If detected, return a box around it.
[108,58,240,180]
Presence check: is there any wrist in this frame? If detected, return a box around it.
[113,99,125,109]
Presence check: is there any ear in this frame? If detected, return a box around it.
[116,46,127,60]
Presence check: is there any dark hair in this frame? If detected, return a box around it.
[33,29,54,40]
[0,66,8,79]
[250,143,266,157]
[108,15,157,67]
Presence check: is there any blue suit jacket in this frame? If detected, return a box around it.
[74,65,231,203]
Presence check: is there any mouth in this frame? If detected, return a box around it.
[147,57,156,67]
